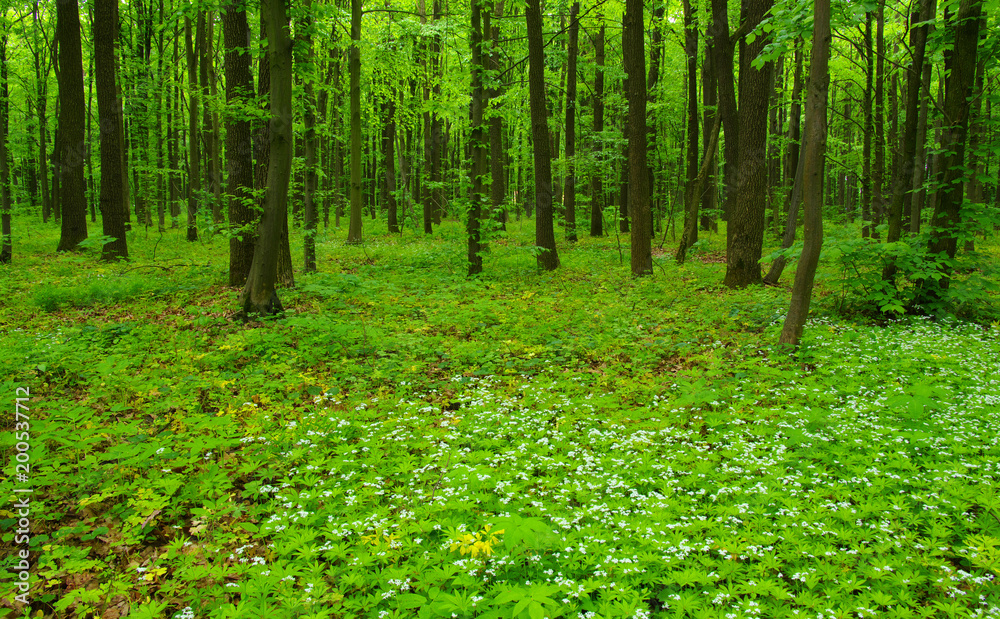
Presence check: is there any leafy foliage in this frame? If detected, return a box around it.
[1,220,998,618]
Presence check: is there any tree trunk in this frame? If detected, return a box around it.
[677,116,721,263]
[95,0,128,260]
[709,0,738,225]
[561,2,580,242]
[883,0,932,279]
[923,0,982,298]
[679,0,698,252]
[525,0,558,270]
[780,0,829,347]
[486,1,506,231]
[0,32,11,264]
[723,0,774,288]
[700,31,718,232]
[590,19,605,237]
[240,0,292,316]
[468,0,486,275]
[909,31,933,234]
[624,0,650,275]
[223,0,256,286]
[872,1,885,239]
[298,0,319,271]
[346,0,363,244]
[56,0,88,252]
[185,16,201,241]
[861,13,873,239]
[201,14,222,225]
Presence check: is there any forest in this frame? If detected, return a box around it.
[1,0,999,616]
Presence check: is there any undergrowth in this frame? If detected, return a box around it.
[1,216,998,618]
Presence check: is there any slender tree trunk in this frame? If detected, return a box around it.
[298,0,319,271]
[56,0,88,252]
[872,1,885,239]
[486,1,506,230]
[624,0,650,275]
[430,0,444,226]
[679,0,699,252]
[701,31,718,232]
[185,16,201,241]
[525,0,558,270]
[861,13,873,239]
[910,33,933,234]
[201,14,222,224]
[0,32,11,264]
[223,0,255,286]
[709,0,738,225]
[645,4,665,232]
[780,0,829,347]
[468,0,486,274]
[95,0,128,260]
[241,0,292,315]
[383,93,399,234]
[723,0,774,288]
[883,0,932,278]
[677,117,721,263]
[590,19,605,237]
[346,0,363,244]
[561,2,580,242]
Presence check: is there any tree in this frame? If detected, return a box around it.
[589,17,605,238]
[240,0,292,315]
[676,0,699,259]
[562,2,579,242]
[624,0,650,275]
[723,0,774,288]
[346,0,363,244]
[185,14,201,242]
[298,0,319,271]
[780,0,830,347]
[467,0,485,275]
[524,0,558,270]
[55,0,88,252]
[95,0,128,260]
[922,0,982,298]
[223,0,255,286]
[0,30,10,264]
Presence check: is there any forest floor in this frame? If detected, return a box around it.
[1,215,999,619]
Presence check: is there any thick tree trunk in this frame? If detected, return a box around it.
[590,19,605,237]
[240,0,292,316]
[780,0,829,347]
[347,0,363,244]
[223,1,256,286]
[525,0,558,270]
[562,2,580,242]
[95,0,128,260]
[923,0,981,298]
[56,0,88,252]
[709,0,738,224]
[723,0,774,288]
[624,0,650,275]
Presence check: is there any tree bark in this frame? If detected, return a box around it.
[882,0,932,279]
[679,0,699,252]
[873,1,885,239]
[383,94,399,234]
[298,0,319,271]
[909,30,933,234]
[701,30,718,232]
[95,0,128,260]
[0,32,10,264]
[240,0,292,316]
[201,14,222,225]
[723,0,774,288]
[223,0,256,286]
[468,0,486,275]
[525,0,558,270]
[780,0,829,347]
[56,0,88,252]
[562,2,580,242]
[185,15,201,241]
[923,0,982,298]
[861,13,873,239]
[709,0,738,224]
[677,116,721,263]
[347,0,363,244]
[486,1,507,231]
[590,19,605,237]
[624,0,650,275]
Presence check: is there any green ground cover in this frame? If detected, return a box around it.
[1,217,999,618]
